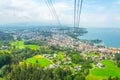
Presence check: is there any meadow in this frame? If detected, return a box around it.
[87,60,120,80]
[11,41,39,49]
[24,55,52,67]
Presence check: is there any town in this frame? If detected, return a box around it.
[0,26,120,80]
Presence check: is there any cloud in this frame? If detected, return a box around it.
[0,0,73,25]
[0,0,50,23]
[79,0,120,28]
[0,0,120,28]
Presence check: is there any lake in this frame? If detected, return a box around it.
[80,28,120,48]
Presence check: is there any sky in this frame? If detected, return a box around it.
[0,0,120,28]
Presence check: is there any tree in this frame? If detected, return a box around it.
[108,76,112,80]
[115,53,120,67]
[0,53,11,68]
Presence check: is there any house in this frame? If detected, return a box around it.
[74,65,81,71]
[0,46,9,50]
[97,62,105,68]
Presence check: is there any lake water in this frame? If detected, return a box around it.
[80,28,120,48]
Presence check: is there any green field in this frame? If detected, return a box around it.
[87,60,120,80]
[87,52,99,57]
[24,55,52,67]
[0,78,4,80]
[11,41,38,49]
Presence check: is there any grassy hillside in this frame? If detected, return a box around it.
[87,60,120,80]
[11,41,39,49]
[23,55,52,67]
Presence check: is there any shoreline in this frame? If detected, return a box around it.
[79,37,120,49]
[79,28,120,48]
[78,38,120,53]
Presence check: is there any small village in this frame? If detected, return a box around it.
[45,33,120,68]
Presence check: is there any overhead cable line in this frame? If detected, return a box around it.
[44,0,62,27]
[74,0,83,34]
[74,0,77,33]
[78,0,83,27]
